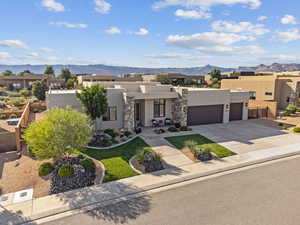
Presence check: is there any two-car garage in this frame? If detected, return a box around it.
[187,105,224,126]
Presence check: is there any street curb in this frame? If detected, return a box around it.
[11,150,300,225]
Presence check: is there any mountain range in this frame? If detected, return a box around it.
[0,63,300,76]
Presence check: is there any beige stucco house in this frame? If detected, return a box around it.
[46,81,249,131]
[221,75,300,110]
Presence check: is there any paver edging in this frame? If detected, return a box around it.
[86,135,139,150]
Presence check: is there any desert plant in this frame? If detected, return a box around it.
[19,89,31,97]
[191,146,213,161]
[104,129,119,138]
[168,127,178,132]
[136,147,163,172]
[286,105,297,114]
[80,158,96,172]
[38,162,54,176]
[9,113,18,119]
[58,164,74,177]
[184,140,198,149]
[293,127,300,133]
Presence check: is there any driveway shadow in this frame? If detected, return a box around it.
[0,205,36,225]
[57,182,151,224]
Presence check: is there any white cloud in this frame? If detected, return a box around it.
[166,32,264,55]
[281,15,298,25]
[257,16,268,21]
[104,27,121,35]
[40,47,55,52]
[175,9,211,19]
[273,29,300,42]
[153,0,262,10]
[131,28,149,36]
[211,20,269,35]
[0,52,11,59]
[145,53,212,61]
[0,40,29,49]
[49,22,88,29]
[259,54,300,63]
[94,0,111,14]
[41,0,65,12]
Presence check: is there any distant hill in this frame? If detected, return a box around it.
[1,63,300,76]
[238,63,300,72]
[0,64,234,76]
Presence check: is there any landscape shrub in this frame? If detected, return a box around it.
[154,128,165,134]
[58,164,74,178]
[80,158,96,172]
[173,120,181,128]
[297,107,300,112]
[180,126,192,131]
[123,131,132,137]
[104,129,119,138]
[0,114,6,120]
[136,147,163,172]
[286,105,297,114]
[38,162,54,176]
[184,140,197,149]
[191,146,213,161]
[168,127,178,132]
[293,127,300,133]
[9,114,18,119]
[96,139,113,147]
[19,89,31,97]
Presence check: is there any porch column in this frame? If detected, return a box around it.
[172,89,188,126]
[123,94,135,131]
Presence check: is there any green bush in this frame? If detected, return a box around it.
[58,164,74,177]
[19,89,31,97]
[283,110,291,116]
[184,140,198,149]
[9,93,21,97]
[293,127,300,133]
[136,147,161,163]
[38,162,54,176]
[154,128,165,134]
[104,129,119,138]
[297,107,300,112]
[80,158,96,172]
[123,131,132,137]
[96,139,112,147]
[0,114,6,120]
[286,105,297,114]
[168,127,178,132]
[180,126,192,131]
[9,114,18,119]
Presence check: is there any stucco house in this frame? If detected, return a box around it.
[46,81,249,131]
[221,75,300,110]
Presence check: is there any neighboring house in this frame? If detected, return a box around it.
[221,75,300,110]
[46,81,249,131]
[0,74,64,90]
[141,73,205,85]
[77,74,142,85]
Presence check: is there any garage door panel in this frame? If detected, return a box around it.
[187,105,224,126]
[229,103,243,121]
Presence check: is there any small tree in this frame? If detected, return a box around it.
[23,107,92,160]
[44,66,55,75]
[18,70,31,76]
[66,78,76,89]
[76,85,108,130]
[209,69,221,81]
[1,70,14,76]
[32,80,47,101]
[59,68,72,82]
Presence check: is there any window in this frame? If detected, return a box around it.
[287,97,290,103]
[154,99,166,117]
[103,106,117,121]
[249,91,256,100]
[265,92,272,96]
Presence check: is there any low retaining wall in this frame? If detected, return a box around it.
[0,132,16,153]
[248,100,278,119]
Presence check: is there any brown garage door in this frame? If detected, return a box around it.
[229,103,243,121]
[187,105,224,126]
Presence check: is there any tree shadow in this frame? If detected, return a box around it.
[56,182,152,224]
[0,205,36,225]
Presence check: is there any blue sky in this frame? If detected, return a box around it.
[0,0,300,68]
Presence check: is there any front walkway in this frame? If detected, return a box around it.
[140,135,193,168]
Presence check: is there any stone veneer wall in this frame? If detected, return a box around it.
[123,94,135,131]
[172,88,188,126]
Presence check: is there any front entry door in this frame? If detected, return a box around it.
[135,103,141,126]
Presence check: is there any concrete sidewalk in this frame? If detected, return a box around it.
[1,143,300,225]
[140,136,194,167]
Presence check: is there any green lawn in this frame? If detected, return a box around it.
[165,134,236,158]
[79,137,149,182]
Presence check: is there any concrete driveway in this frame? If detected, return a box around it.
[192,120,300,154]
